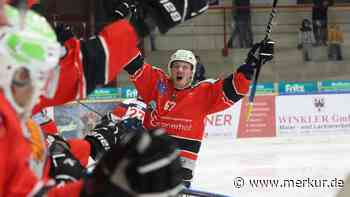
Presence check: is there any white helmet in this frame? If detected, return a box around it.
[0,5,61,115]
[168,49,197,88]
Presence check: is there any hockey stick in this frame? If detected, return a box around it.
[76,100,104,118]
[180,188,232,197]
[246,0,278,120]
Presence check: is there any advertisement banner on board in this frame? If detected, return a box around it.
[254,82,277,95]
[87,87,138,100]
[237,95,276,138]
[276,94,350,136]
[204,100,242,138]
[87,88,121,100]
[318,80,350,93]
[279,81,318,95]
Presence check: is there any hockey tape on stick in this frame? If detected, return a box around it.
[246,0,278,120]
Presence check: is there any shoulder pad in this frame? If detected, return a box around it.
[192,78,219,88]
[152,65,168,75]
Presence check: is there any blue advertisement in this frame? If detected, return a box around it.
[254,82,276,95]
[87,88,121,100]
[87,87,138,100]
[120,87,138,98]
[318,80,350,93]
[278,81,318,95]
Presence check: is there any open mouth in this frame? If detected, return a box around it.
[176,76,183,81]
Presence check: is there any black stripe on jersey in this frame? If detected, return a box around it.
[170,136,202,154]
[223,74,244,102]
[80,37,106,95]
[39,119,52,127]
[124,54,144,75]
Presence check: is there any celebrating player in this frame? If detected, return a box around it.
[124,47,274,187]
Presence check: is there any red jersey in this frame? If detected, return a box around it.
[0,96,87,197]
[1,19,140,196]
[33,19,140,114]
[30,19,140,196]
[0,91,48,197]
[130,63,250,170]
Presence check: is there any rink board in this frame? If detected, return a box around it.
[52,93,350,139]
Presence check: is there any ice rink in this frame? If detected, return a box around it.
[192,135,350,197]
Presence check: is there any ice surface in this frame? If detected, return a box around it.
[192,135,350,197]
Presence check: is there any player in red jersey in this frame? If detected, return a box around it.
[124,45,274,187]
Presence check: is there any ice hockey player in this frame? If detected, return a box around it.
[33,97,149,173]
[84,98,148,162]
[28,0,211,189]
[124,45,274,187]
[0,0,209,195]
[0,9,184,196]
[30,0,210,114]
[0,5,62,195]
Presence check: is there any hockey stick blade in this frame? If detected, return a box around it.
[180,188,232,197]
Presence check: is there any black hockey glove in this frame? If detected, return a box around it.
[54,24,74,45]
[129,0,209,37]
[259,39,275,64]
[80,128,184,197]
[106,0,135,20]
[245,39,275,67]
[48,135,85,185]
[84,112,119,160]
[142,0,209,34]
[116,117,144,140]
[47,134,70,151]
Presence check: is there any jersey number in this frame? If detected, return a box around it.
[125,107,145,121]
[164,101,176,111]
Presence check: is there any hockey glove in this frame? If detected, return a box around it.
[245,39,275,67]
[48,135,85,185]
[116,117,144,140]
[80,128,184,197]
[54,24,74,44]
[142,0,209,34]
[259,39,275,64]
[47,134,70,151]
[106,0,135,20]
[84,112,119,160]
[130,0,209,37]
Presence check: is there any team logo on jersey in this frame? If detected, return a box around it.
[157,80,167,96]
